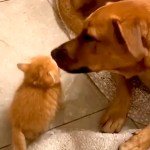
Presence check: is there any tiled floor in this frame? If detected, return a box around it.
[0,0,138,149]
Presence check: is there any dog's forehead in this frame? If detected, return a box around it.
[84,13,111,38]
[85,6,114,29]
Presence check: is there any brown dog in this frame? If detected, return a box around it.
[52,0,150,149]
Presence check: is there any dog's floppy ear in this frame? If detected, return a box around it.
[112,18,148,61]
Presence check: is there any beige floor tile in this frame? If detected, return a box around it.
[50,73,108,129]
[57,111,137,132]
[58,111,103,132]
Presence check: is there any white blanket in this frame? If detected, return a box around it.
[28,129,147,150]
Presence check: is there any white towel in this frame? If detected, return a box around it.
[28,129,148,150]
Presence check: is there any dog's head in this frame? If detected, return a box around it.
[51,1,149,78]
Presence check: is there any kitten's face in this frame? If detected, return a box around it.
[17,56,60,88]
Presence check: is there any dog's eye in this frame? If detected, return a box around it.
[83,34,95,41]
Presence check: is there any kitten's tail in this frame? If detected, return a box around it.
[12,127,26,150]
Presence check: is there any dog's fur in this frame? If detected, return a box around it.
[9,56,61,150]
[52,0,150,149]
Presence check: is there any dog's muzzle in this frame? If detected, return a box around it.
[51,47,92,74]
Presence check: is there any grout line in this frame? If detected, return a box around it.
[129,118,139,129]
[128,118,146,129]
[0,144,10,150]
[49,107,107,130]
[86,74,110,102]
[134,122,146,129]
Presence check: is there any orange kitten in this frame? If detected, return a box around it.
[9,56,61,150]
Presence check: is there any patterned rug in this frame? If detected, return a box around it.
[89,72,150,126]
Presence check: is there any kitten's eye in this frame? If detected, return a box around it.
[83,34,96,41]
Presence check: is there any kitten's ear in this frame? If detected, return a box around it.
[17,63,30,72]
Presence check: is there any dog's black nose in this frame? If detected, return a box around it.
[51,47,68,60]
[51,48,59,59]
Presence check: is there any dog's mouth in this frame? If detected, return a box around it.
[66,67,92,74]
